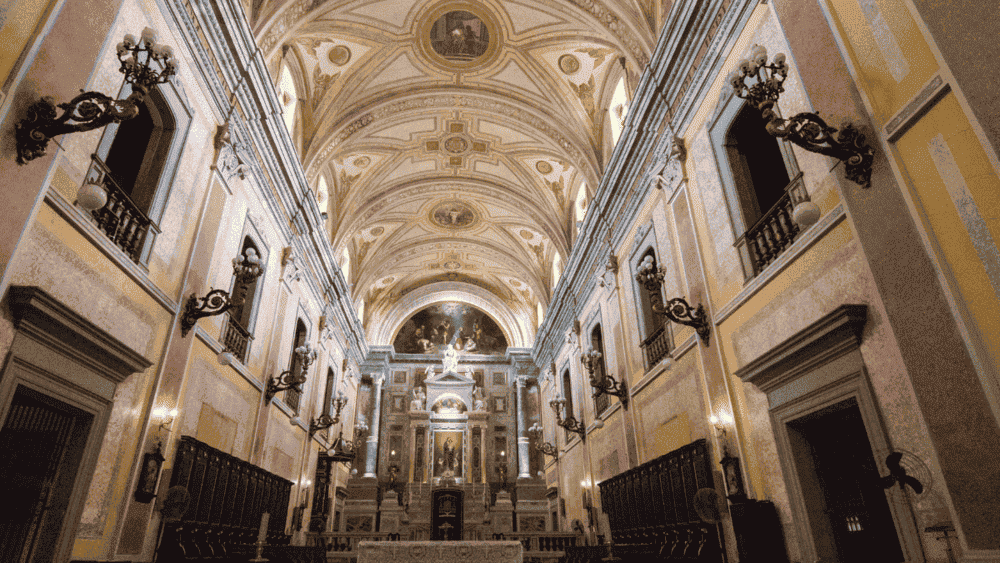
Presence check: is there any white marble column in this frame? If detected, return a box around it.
[516,376,531,479]
[364,374,384,478]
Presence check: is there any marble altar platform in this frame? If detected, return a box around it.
[356,540,522,563]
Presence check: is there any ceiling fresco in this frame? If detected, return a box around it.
[248,0,664,343]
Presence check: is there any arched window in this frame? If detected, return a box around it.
[89,84,187,264]
[340,247,351,284]
[590,325,610,415]
[278,64,299,139]
[574,182,589,237]
[636,248,671,367]
[223,236,264,363]
[317,175,330,222]
[710,94,801,279]
[608,76,629,146]
[561,368,575,441]
[724,102,792,229]
[536,301,545,329]
[285,319,308,413]
[552,251,563,288]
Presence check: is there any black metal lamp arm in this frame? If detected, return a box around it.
[635,262,711,346]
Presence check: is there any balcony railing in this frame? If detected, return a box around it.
[735,173,807,277]
[84,155,154,264]
[222,316,252,363]
[640,325,672,368]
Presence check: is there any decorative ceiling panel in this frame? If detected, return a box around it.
[255,0,656,343]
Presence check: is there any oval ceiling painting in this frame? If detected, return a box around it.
[430,11,490,61]
[394,302,507,355]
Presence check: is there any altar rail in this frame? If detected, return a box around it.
[306,531,578,563]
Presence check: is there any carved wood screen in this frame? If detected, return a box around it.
[156,435,293,560]
[597,439,722,560]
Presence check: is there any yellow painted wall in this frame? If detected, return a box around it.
[825,0,938,122]
[894,93,1000,377]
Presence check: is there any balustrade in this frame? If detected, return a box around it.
[84,155,154,263]
[640,326,672,368]
[735,173,808,277]
[223,316,252,363]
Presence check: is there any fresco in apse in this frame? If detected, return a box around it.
[393,302,507,355]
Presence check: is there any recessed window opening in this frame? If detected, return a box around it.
[724,102,791,228]
[285,319,308,413]
[590,325,610,415]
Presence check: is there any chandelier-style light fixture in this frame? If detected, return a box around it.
[527,423,558,458]
[309,391,349,437]
[728,44,874,188]
[264,344,318,403]
[327,421,368,464]
[549,395,587,440]
[581,347,629,409]
[16,27,179,164]
[181,247,264,336]
[634,255,711,345]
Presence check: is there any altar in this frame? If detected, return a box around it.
[356,540,523,563]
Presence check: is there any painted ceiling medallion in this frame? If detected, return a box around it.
[558,54,580,75]
[430,201,477,229]
[535,160,553,174]
[444,135,470,154]
[430,11,490,61]
[328,45,351,66]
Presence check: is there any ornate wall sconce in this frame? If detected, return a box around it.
[728,44,874,188]
[549,395,587,440]
[181,246,264,336]
[309,391,348,437]
[635,255,711,345]
[264,344,317,403]
[16,27,179,164]
[581,347,629,409]
[527,423,558,458]
[327,421,367,464]
[152,406,179,430]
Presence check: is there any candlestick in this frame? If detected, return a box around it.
[257,512,269,544]
[251,511,270,562]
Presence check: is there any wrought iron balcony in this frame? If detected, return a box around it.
[640,325,672,368]
[222,316,252,364]
[736,174,808,277]
[84,155,153,263]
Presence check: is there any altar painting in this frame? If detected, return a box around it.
[393,302,507,355]
[433,430,463,479]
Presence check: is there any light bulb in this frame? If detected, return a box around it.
[76,182,108,211]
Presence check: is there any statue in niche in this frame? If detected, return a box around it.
[411,386,426,411]
[443,344,459,373]
[472,385,485,411]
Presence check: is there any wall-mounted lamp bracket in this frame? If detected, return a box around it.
[581,349,629,409]
[549,398,587,440]
[635,257,711,346]
[181,247,263,336]
[264,344,316,403]
[729,45,874,188]
[15,28,178,164]
[528,423,559,458]
[309,392,348,437]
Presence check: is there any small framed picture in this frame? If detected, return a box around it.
[720,453,747,500]
[134,446,166,503]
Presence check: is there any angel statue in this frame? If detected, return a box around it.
[411,386,426,411]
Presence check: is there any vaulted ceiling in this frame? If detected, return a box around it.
[248,0,665,344]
